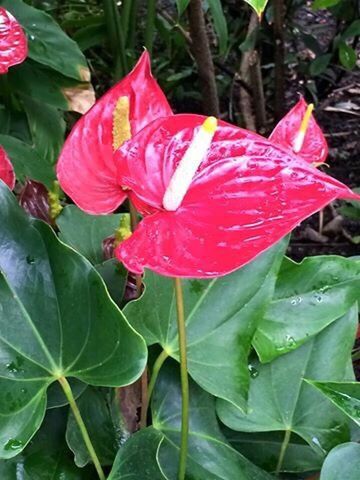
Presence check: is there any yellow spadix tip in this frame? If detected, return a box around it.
[202,116,218,134]
[299,103,314,134]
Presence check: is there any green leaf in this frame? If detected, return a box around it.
[320,443,360,480]
[305,381,360,427]
[0,135,55,188]
[108,427,166,479]
[46,379,87,409]
[125,240,286,411]
[218,307,357,463]
[310,54,332,76]
[342,20,360,40]
[208,0,228,55]
[339,42,357,70]
[66,387,128,467]
[95,259,127,308]
[253,256,360,362]
[243,0,268,17]
[22,97,65,165]
[312,0,341,10]
[225,430,323,473]
[8,61,93,112]
[0,0,90,81]
[57,205,124,265]
[0,407,97,479]
[152,362,273,479]
[176,0,191,16]
[0,183,147,458]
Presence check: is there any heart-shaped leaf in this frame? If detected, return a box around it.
[124,240,286,411]
[0,183,146,458]
[305,381,360,427]
[253,256,360,362]
[218,306,357,466]
[0,0,90,82]
[319,443,360,480]
[244,0,268,16]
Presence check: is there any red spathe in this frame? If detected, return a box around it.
[0,146,15,189]
[0,7,28,74]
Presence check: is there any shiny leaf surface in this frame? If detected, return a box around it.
[0,183,146,458]
[116,114,359,278]
[305,381,360,427]
[253,256,360,362]
[217,307,357,461]
[125,240,286,411]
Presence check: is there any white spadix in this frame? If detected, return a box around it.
[163,116,218,211]
[293,103,314,153]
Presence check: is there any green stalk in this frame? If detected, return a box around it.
[174,277,189,480]
[121,0,132,44]
[275,429,291,476]
[128,0,139,51]
[145,0,157,55]
[103,0,128,79]
[58,377,105,480]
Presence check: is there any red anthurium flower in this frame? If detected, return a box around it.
[57,51,173,214]
[0,146,15,189]
[0,7,28,74]
[269,97,328,166]
[114,114,359,278]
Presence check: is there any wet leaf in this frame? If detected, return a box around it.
[218,307,357,465]
[125,240,287,411]
[254,256,360,362]
[0,183,147,458]
[305,381,360,427]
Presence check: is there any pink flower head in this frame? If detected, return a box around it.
[0,7,28,74]
[270,97,328,166]
[57,51,173,214]
[0,146,15,189]
[114,114,359,278]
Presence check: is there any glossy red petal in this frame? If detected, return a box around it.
[115,115,359,278]
[0,8,27,74]
[57,51,173,214]
[0,146,15,189]
[269,97,328,165]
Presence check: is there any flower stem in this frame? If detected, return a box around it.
[145,0,156,55]
[58,376,105,480]
[174,277,189,480]
[275,429,291,476]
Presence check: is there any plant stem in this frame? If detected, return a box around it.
[275,428,291,476]
[145,0,157,55]
[188,0,220,116]
[58,376,105,480]
[140,349,169,426]
[273,0,285,121]
[174,277,189,480]
[121,0,132,44]
[128,201,142,295]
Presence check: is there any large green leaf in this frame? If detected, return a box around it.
[66,387,128,467]
[153,363,273,479]
[253,256,360,362]
[0,135,55,188]
[111,363,274,479]
[0,408,97,479]
[57,206,123,265]
[176,0,191,16]
[22,97,65,165]
[0,183,146,458]
[125,240,286,411]
[0,0,90,82]
[305,381,360,427]
[108,428,166,479]
[225,430,323,473]
[320,443,360,480]
[218,307,357,464]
